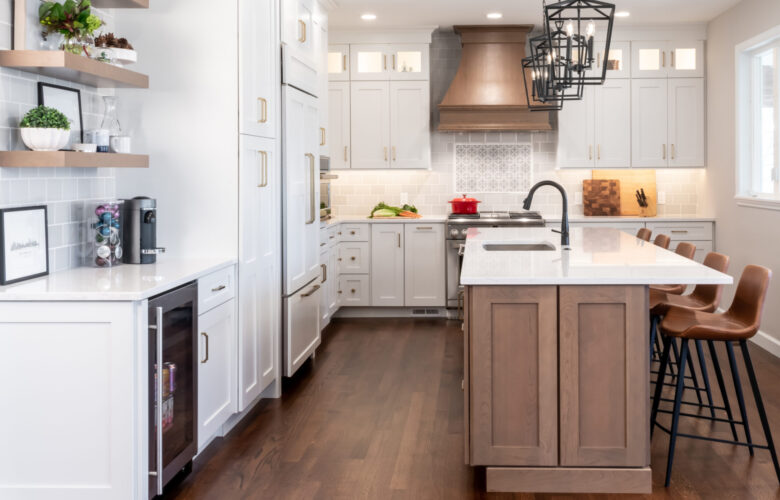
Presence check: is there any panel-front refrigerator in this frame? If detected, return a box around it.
[282,84,321,377]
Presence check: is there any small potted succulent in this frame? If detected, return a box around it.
[19,106,71,151]
[94,32,137,66]
[39,0,103,56]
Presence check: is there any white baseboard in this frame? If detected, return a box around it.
[750,329,780,359]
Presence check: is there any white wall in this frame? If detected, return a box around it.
[706,0,780,348]
[114,1,239,260]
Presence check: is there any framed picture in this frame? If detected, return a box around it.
[38,82,84,148]
[0,206,49,285]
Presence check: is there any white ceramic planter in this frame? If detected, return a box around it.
[20,128,70,151]
[111,48,137,67]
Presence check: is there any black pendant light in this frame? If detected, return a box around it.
[523,33,585,111]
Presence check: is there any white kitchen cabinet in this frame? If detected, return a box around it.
[239,0,278,138]
[283,86,321,295]
[314,13,328,157]
[337,241,370,274]
[668,78,704,167]
[328,81,351,169]
[557,87,595,168]
[371,224,405,306]
[590,40,630,79]
[197,299,237,451]
[328,247,339,314]
[338,274,370,306]
[631,78,668,168]
[404,223,446,306]
[284,281,321,376]
[339,223,370,241]
[594,79,631,168]
[282,0,316,69]
[238,135,281,409]
[328,44,350,81]
[319,249,331,329]
[350,43,393,80]
[389,81,430,169]
[351,81,391,169]
[631,40,704,78]
[388,44,430,80]
[350,43,430,81]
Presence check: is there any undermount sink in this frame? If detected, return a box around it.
[482,242,556,252]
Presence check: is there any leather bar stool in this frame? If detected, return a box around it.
[650,265,780,487]
[637,227,652,241]
[649,252,729,421]
[651,242,697,295]
[653,233,671,249]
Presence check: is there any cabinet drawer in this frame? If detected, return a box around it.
[338,275,369,306]
[338,223,369,242]
[327,225,340,247]
[645,222,713,241]
[337,242,370,274]
[319,227,329,249]
[198,266,236,314]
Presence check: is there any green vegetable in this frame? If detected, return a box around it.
[372,208,397,217]
[370,201,419,217]
[402,204,418,214]
[19,106,70,130]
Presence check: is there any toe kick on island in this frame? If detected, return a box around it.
[463,285,652,494]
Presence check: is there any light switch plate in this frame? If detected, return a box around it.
[658,191,666,204]
[574,192,583,205]
[400,192,409,205]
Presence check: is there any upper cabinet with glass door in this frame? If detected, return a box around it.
[328,44,350,81]
[631,40,704,78]
[588,41,630,79]
[350,44,430,81]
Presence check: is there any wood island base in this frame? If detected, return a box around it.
[486,467,652,494]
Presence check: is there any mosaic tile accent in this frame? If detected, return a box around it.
[454,143,532,193]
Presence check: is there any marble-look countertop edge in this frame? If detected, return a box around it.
[324,215,715,226]
[0,257,237,302]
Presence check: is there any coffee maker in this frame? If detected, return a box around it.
[121,197,166,264]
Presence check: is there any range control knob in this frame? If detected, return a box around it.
[450,228,460,237]
[461,228,469,236]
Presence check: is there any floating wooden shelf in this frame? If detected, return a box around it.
[0,51,149,88]
[91,0,148,7]
[0,151,149,168]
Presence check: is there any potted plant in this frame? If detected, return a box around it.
[19,106,71,151]
[94,32,137,66]
[39,0,103,56]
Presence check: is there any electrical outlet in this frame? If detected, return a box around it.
[657,191,666,205]
[400,192,409,205]
[574,192,583,205]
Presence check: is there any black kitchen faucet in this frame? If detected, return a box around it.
[523,180,570,248]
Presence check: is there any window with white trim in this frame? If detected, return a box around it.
[737,28,780,202]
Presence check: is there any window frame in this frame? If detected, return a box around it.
[735,25,780,209]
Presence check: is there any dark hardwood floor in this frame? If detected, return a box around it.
[165,318,780,500]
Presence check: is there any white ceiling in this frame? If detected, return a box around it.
[329,0,742,29]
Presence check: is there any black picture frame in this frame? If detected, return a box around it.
[0,206,49,286]
[37,82,84,145]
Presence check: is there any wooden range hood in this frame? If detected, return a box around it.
[438,25,554,132]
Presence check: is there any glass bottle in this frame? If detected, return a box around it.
[101,96,122,137]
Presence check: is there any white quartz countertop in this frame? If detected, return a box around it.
[460,227,732,286]
[0,257,236,301]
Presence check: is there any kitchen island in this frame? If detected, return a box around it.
[460,227,732,494]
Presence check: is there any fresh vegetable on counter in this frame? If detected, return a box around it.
[370,202,422,218]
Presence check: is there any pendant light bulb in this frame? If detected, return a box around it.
[565,22,574,38]
[586,21,595,38]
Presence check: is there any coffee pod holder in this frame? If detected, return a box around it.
[87,200,124,267]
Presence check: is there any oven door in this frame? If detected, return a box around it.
[446,239,466,309]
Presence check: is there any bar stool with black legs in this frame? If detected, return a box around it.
[649,252,731,423]
[650,265,780,487]
[637,227,652,241]
[653,233,671,249]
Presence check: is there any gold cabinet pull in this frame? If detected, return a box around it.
[211,284,226,292]
[397,233,401,248]
[320,127,326,146]
[662,144,667,160]
[201,332,209,363]
[662,51,666,68]
[351,288,356,294]
[671,144,676,160]
[298,20,306,43]
[305,153,315,224]
[597,144,601,161]
[301,284,320,298]
[257,97,268,123]
[343,54,347,71]
[416,226,432,230]
[383,54,387,70]
[344,146,348,162]
[257,150,268,187]
[392,54,396,70]
[350,256,356,261]
[350,230,356,235]
[321,263,327,283]
[588,145,593,160]
[671,50,675,68]
[384,147,388,161]
[392,146,396,161]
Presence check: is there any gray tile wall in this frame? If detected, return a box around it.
[0,1,118,272]
[330,29,704,218]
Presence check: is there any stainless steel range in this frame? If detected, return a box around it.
[446,211,546,309]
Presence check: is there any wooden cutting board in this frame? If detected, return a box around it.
[592,169,657,216]
[582,179,621,216]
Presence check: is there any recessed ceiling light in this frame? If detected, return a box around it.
[361,13,377,21]
[486,12,503,19]
[615,11,630,17]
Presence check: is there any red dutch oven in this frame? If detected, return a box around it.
[448,194,481,214]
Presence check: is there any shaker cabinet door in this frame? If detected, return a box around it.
[668,78,704,167]
[328,81,351,169]
[594,79,631,168]
[389,81,430,169]
[469,286,559,466]
[370,224,404,306]
[239,0,278,138]
[350,81,390,169]
[631,79,668,167]
[404,224,445,306]
[557,86,595,168]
